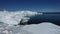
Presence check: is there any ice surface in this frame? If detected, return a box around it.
[0,23,33,34]
[0,22,60,34]
[23,22,60,34]
[0,10,60,34]
[0,10,42,25]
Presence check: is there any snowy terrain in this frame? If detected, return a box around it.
[23,22,60,34]
[0,10,60,34]
[0,22,60,34]
[0,10,42,25]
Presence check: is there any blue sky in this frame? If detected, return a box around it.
[0,0,60,12]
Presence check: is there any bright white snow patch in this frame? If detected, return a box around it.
[0,22,60,34]
[0,10,42,25]
[23,22,60,34]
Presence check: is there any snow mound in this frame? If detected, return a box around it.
[23,22,60,34]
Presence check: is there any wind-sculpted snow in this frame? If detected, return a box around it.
[0,10,42,25]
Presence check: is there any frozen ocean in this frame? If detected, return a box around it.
[0,10,60,34]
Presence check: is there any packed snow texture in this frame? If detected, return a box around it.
[0,22,60,34]
[0,10,42,25]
